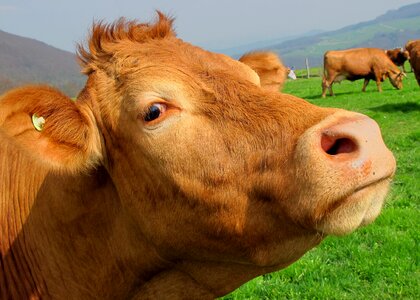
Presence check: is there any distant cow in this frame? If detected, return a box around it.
[322,48,405,98]
[0,13,396,299]
[405,40,420,86]
[239,51,287,92]
[385,48,410,72]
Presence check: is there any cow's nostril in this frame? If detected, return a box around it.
[321,134,357,155]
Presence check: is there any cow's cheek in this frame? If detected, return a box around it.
[129,123,243,242]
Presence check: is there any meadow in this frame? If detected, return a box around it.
[222,72,419,299]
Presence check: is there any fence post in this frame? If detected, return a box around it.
[305,58,310,79]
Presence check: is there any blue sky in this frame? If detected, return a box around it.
[0,0,418,53]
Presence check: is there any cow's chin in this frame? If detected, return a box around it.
[315,178,391,236]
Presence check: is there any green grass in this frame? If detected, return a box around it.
[222,73,420,299]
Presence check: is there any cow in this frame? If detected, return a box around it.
[385,47,410,72]
[239,51,287,92]
[322,47,406,98]
[0,13,396,299]
[405,40,420,86]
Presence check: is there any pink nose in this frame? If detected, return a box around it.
[293,111,396,235]
[321,132,357,156]
[295,111,396,194]
[318,115,395,182]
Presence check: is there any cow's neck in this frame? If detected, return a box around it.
[1,162,165,299]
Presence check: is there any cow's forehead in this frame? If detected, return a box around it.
[116,37,261,89]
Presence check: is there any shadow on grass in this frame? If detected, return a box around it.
[369,102,420,113]
[305,90,373,100]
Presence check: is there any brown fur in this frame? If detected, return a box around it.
[0,13,396,299]
[405,40,420,86]
[239,51,287,92]
[322,47,405,97]
[385,48,410,72]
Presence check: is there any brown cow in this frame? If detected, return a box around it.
[0,13,396,299]
[385,47,410,72]
[405,40,420,86]
[322,48,405,98]
[239,51,287,92]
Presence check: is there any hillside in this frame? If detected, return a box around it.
[263,2,420,69]
[216,29,326,58]
[0,30,85,96]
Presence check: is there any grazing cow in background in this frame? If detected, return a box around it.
[322,47,405,98]
[239,51,287,92]
[0,13,396,299]
[385,47,410,72]
[405,40,420,86]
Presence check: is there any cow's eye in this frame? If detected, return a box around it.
[144,103,167,122]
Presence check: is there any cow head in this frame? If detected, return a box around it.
[388,71,406,89]
[72,13,396,268]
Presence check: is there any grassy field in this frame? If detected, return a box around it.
[222,73,419,299]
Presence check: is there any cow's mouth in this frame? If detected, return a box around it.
[315,174,393,236]
[326,174,391,210]
[351,172,393,207]
[353,175,392,194]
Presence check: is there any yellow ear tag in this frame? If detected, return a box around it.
[32,114,45,132]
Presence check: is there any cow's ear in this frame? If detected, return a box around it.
[0,86,103,173]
